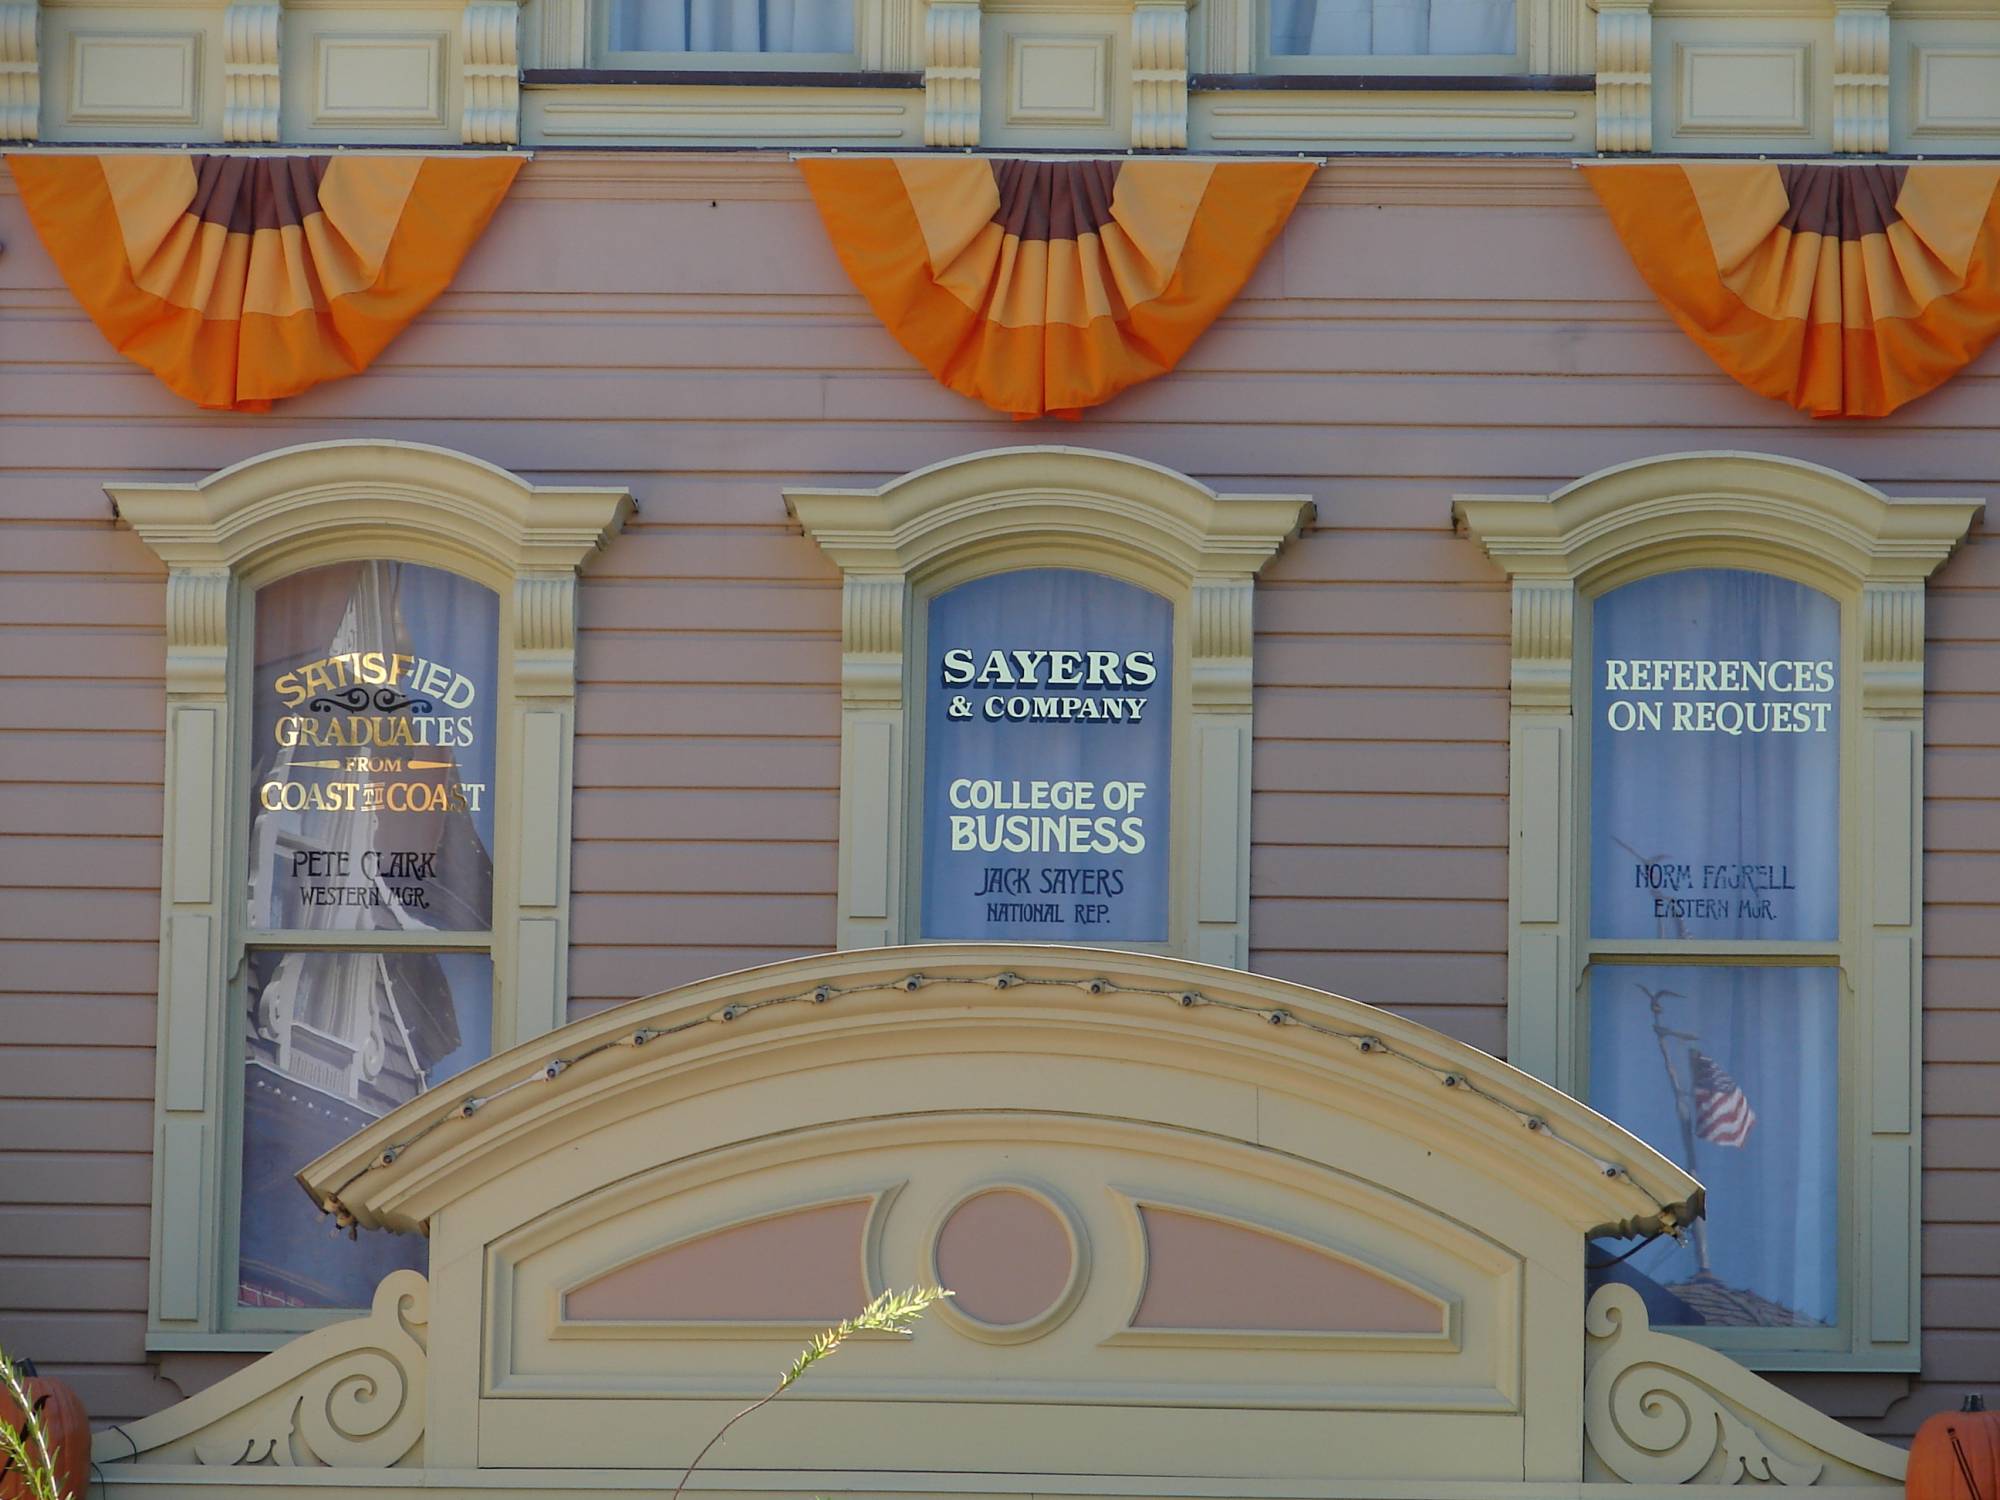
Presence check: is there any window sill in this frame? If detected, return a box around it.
[1193,72,1594,91]
[522,68,923,87]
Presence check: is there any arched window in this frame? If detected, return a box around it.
[1456,452,1980,1369]
[786,446,1312,965]
[115,441,631,1345]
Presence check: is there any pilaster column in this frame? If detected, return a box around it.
[222,1,280,141]
[924,0,980,146]
[1,1,40,140]
[1833,0,1891,154]
[463,0,520,145]
[1131,0,1190,150]
[1594,0,1652,153]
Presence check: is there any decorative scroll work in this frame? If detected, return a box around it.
[95,1271,429,1469]
[4,153,523,410]
[1583,162,2000,419]
[798,156,1313,419]
[923,0,979,146]
[1583,1284,1908,1487]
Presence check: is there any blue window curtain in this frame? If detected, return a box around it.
[1268,0,1515,56]
[611,0,856,54]
[1588,966,1839,1329]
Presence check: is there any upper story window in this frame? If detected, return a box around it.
[1268,0,1516,58]
[1454,453,1981,1371]
[785,447,1311,968]
[605,0,857,62]
[1582,568,1841,1333]
[113,441,630,1348]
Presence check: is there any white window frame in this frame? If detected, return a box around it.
[535,0,920,70]
[1197,0,1591,75]
[785,446,1311,967]
[1455,451,1980,1371]
[113,440,631,1349]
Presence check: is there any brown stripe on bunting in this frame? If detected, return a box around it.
[990,159,1123,242]
[1775,163,1907,239]
[188,155,332,234]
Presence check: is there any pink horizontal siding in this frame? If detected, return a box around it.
[0,152,1993,1435]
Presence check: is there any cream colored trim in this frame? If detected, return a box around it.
[112,439,631,1346]
[93,1269,430,1468]
[220,0,276,140]
[927,1180,1090,1344]
[1454,451,1981,1371]
[1584,1284,1908,1485]
[924,0,979,143]
[0,2,33,140]
[1595,0,1653,151]
[462,0,520,142]
[784,446,1311,964]
[300,944,1697,1238]
[1832,0,1890,151]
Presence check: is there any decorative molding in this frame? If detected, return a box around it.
[96,1272,428,1468]
[111,441,631,1346]
[1508,578,1574,710]
[1594,0,1652,151]
[1861,581,1927,714]
[1584,1283,1909,1484]
[1909,42,2000,138]
[787,448,1309,960]
[297,945,1696,1240]
[313,31,446,126]
[1130,0,1188,148]
[1833,0,1890,152]
[222,1,279,142]
[923,0,978,145]
[68,30,198,125]
[0,2,38,140]
[1674,40,1812,137]
[462,0,519,143]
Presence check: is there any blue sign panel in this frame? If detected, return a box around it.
[921,569,1172,942]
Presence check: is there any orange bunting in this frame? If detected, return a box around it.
[7,152,524,411]
[1584,161,2000,419]
[799,156,1314,419]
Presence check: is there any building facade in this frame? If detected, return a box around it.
[1,2,1998,1494]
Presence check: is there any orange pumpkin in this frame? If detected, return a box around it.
[0,1362,88,1500]
[1910,1395,1999,1500]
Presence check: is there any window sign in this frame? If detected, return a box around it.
[1591,569,1839,942]
[239,561,499,1310]
[921,569,1172,942]
[248,562,499,933]
[1587,964,1839,1329]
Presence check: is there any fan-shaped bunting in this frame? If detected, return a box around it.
[7,152,523,411]
[1583,161,2000,419]
[799,156,1314,419]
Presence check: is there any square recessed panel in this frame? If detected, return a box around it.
[1912,46,2000,135]
[314,33,446,125]
[68,32,200,123]
[1008,32,1111,125]
[1675,42,1811,135]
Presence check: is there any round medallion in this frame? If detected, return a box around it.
[930,1185,1086,1343]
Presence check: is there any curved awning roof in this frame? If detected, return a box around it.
[300,944,1700,1242]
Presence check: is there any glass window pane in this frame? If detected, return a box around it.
[249,562,499,934]
[609,0,853,53]
[1591,569,1839,942]
[237,949,492,1309]
[921,569,1173,943]
[1586,964,1838,1329]
[1269,0,1515,56]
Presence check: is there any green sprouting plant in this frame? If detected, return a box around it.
[0,1348,67,1500]
[670,1286,950,1500]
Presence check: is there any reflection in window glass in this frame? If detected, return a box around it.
[1269,0,1514,56]
[238,950,492,1309]
[249,563,498,934]
[610,0,854,53]
[1591,569,1839,943]
[1587,965,1838,1329]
